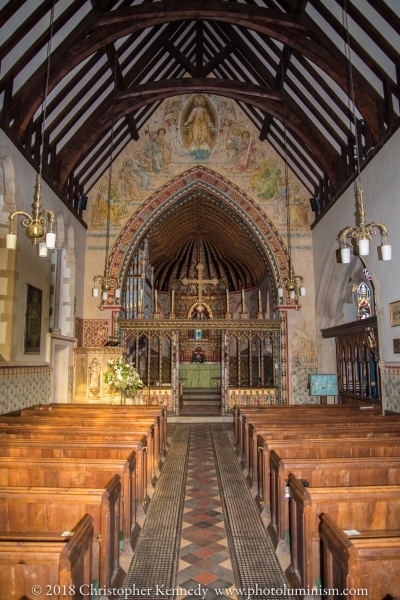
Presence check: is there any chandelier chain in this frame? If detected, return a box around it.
[281,59,291,266]
[342,0,362,186]
[39,0,56,179]
[105,57,118,277]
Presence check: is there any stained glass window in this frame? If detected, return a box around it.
[357,282,371,320]
[195,329,202,340]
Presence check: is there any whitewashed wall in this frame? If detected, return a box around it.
[0,129,87,364]
[312,128,400,411]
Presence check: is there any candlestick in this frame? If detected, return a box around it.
[171,289,175,313]
[258,290,262,313]
[241,288,245,312]
[226,288,229,312]
[154,289,157,310]
[140,287,144,310]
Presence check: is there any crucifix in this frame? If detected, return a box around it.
[182,263,218,315]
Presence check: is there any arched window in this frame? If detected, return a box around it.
[357,282,371,320]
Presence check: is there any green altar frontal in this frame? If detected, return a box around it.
[179,363,221,388]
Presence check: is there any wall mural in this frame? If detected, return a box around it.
[87,94,310,242]
[86,93,316,405]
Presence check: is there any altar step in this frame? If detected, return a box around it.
[182,388,220,406]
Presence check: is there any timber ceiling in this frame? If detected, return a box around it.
[148,193,268,291]
[1,0,400,221]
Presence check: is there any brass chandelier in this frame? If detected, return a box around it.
[91,65,121,310]
[339,0,391,264]
[277,63,305,308]
[6,0,56,256]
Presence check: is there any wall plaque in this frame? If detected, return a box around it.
[25,284,42,354]
[309,374,338,396]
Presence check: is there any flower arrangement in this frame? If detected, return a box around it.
[104,357,143,397]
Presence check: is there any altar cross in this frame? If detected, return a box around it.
[182,263,219,312]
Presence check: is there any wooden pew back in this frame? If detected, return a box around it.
[320,513,400,598]
[0,514,93,600]
[0,475,121,589]
[288,474,400,591]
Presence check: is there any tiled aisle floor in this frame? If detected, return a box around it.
[177,425,236,599]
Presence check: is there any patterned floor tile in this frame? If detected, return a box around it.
[176,425,237,598]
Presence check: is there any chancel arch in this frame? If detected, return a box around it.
[109,167,290,294]
[111,167,286,414]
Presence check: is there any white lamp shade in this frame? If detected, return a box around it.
[290,289,296,299]
[340,247,351,263]
[92,288,99,298]
[278,287,284,298]
[115,288,121,300]
[299,286,306,296]
[45,232,56,249]
[102,290,108,301]
[6,233,17,250]
[38,241,48,257]
[381,243,392,261]
[358,238,369,256]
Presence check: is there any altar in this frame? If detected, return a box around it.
[179,363,221,388]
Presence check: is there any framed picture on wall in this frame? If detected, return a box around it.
[24,284,42,354]
[390,301,400,327]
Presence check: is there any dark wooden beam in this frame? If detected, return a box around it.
[207,25,340,185]
[308,0,398,98]
[104,43,126,91]
[258,0,309,140]
[365,0,400,36]
[196,22,204,77]
[0,0,87,96]
[1,76,13,128]
[118,78,281,101]
[0,0,63,62]
[0,0,26,24]
[163,39,196,77]
[203,40,237,76]
[90,0,107,13]
[331,0,398,64]
[13,1,381,141]
[126,112,139,141]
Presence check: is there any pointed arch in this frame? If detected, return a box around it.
[108,166,290,294]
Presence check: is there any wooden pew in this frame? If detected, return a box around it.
[16,405,167,465]
[21,405,168,455]
[0,454,137,552]
[245,415,400,478]
[288,474,400,593]
[233,404,380,445]
[0,514,93,600]
[320,513,400,599]
[0,475,122,591]
[0,428,149,503]
[269,452,400,552]
[257,436,400,510]
[0,418,157,486]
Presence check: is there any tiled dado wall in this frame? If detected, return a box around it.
[381,362,400,414]
[0,364,52,415]
[75,317,109,347]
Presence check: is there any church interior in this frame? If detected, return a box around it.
[1,0,400,598]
